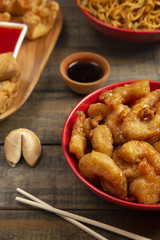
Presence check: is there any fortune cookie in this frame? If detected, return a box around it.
[4,128,41,167]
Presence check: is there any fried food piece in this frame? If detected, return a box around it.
[0,77,20,113]
[0,80,18,97]
[69,111,87,160]
[129,159,160,205]
[0,82,18,114]
[0,52,21,114]
[0,0,59,40]
[0,0,14,12]
[0,52,21,113]
[87,102,111,128]
[121,89,160,143]
[10,68,21,83]
[0,93,10,114]
[21,1,59,40]
[114,140,160,176]
[0,52,20,81]
[99,80,150,109]
[90,114,103,128]
[0,0,46,15]
[153,141,160,154]
[83,117,93,139]
[114,140,160,203]
[79,150,127,199]
[87,102,110,120]
[106,104,130,145]
[90,125,113,157]
[0,12,11,21]
[113,147,141,182]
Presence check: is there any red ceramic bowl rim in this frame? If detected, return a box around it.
[75,0,160,35]
[62,80,160,211]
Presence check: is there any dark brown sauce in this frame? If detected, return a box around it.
[67,61,103,83]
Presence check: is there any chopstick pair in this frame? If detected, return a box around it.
[16,188,151,240]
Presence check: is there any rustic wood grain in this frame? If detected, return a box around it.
[0,210,158,240]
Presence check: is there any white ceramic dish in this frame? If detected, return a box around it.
[0,21,27,58]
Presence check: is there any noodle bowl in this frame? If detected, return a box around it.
[76,0,160,43]
[78,0,160,31]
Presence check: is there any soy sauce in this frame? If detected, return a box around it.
[67,61,103,83]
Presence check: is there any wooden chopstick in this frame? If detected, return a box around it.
[16,188,151,240]
[16,188,108,240]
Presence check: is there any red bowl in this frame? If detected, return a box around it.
[75,0,160,43]
[62,80,160,211]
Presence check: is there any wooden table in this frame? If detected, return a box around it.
[1,1,160,239]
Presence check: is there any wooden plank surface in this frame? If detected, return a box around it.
[0,0,160,239]
[0,8,63,121]
[0,210,159,240]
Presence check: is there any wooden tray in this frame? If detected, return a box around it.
[0,8,63,121]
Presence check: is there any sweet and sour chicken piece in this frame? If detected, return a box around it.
[121,89,160,143]
[69,111,87,160]
[90,125,113,157]
[99,79,150,109]
[79,150,127,199]
[129,159,160,205]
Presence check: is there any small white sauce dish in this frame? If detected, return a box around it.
[0,21,28,58]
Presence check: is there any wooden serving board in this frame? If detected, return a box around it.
[0,8,63,121]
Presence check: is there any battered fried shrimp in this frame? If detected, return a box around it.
[153,141,160,154]
[87,103,111,128]
[105,104,130,145]
[129,159,160,205]
[114,140,160,175]
[113,147,141,182]
[90,125,113,157]
[79,150,127,199]
[90,114,103,128]
[69,111,87,160]
[87,103,110,120]
[99,80,150,109]
[83,117,92,139]
[121,89,160,143]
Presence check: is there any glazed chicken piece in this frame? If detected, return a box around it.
[87,102,110,120]
[90,124,113,157]
[129,159,160,204]
[79,150,127,199]
[113,147,141,182]
[106,104,130,145]
[99,79,150,109]
[69,111,87,160]
[121,89,160,143]
[113,140,160,177]
[87,102,111,128]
